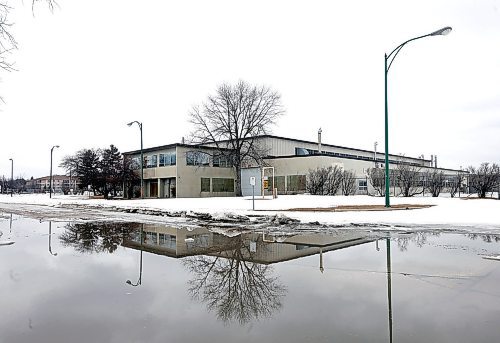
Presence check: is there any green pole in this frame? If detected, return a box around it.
[385,54,390,207]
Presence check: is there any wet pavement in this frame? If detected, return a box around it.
[1,214,500,343]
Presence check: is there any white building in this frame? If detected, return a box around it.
[123,135,463,198]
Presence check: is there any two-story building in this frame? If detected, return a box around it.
[123,135,464,198]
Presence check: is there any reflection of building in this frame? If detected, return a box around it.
[25,175,80,194]
[123,135,465,198]
[122,224,373,265]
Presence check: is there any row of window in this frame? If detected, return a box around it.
[132,151,232,169]
[201,178,235,192]
[187,151,232,168]
[132,153,177,169]
[295,147,424,167]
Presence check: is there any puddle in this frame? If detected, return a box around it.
[1,215,500,342]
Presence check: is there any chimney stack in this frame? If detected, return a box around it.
[318,128,322,154]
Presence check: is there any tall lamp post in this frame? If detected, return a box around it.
[127,121,144,199]
[9,158,13,196]
[384,26,452,207]
[50,145,60,198]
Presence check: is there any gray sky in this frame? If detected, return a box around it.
[1,0,499,179]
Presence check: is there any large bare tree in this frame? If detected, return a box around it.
[467,162,500,198]
[367,167,385,196]
[0,1,55,73]
[395,159,422,197]
[340,169,357,196]
[425,169,445,197]
[189,80,284,196]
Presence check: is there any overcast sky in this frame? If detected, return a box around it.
[1,0,499,179]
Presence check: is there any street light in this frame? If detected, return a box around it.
[384,26,452,207]
[127,121,144,199]
[8,158,13,197]
[50,145,60,199]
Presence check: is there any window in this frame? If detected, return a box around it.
[212,178,235,192]
[295,147,309,156]
[159,153,176,167]
[213,154,232,168]
[146,155,157,168]
[145,231,158,244]
[287,175,306,192]
[159,233,176,249]
[131,157,141,170]
[201,178,211,192]
[186,151,210,166]
[358,180,368,191]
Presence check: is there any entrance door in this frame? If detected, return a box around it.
[150,181,158,198]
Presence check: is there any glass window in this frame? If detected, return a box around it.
[287,175,306,192]
[159,153,176,167]
[145,155,158,168]
[201,178,211,192]
[131,157,141,170]
[159,233,176,249]
[213,154,232,168]
[212,178,235,192]
[186,151,210,166]
[358,180,368,191]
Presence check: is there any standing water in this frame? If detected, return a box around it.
[1,214,500,343]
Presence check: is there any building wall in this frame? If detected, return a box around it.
[256,136,431,167]
[176,146,236,198]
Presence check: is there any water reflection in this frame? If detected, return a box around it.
[60,222,139,253]
[48,222,57,256]
[183,236,287,325]
[126,224,143,287]
[59,222,375,324]
[2,215,500,342]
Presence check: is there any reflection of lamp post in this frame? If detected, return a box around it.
[48,222,58,256]
[384,26,452,207]
[319,247,324,273]
[127,121,144,199]
[386,238,393,343]
[50,145,60,199]
[9,158,13,197]
[126,224,144,286]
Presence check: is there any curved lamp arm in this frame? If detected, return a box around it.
[386,26,452,72]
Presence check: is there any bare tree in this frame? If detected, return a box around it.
[340,169,356,196]
[189,80,284,196]
[0,1,56,75]
[467,163,500,198]
[448,172,465,198]
[306,165,342,195]
[367,167,385,196]
[395,160,422,197]
[183,236,286,324]
[425,169,445,197]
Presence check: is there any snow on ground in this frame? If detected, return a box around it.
[0,193,499,232]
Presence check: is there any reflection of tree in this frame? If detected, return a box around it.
[60,222,138,254]
[467,234,500,243]
[396,232,440,251]
[183,237,287,325]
